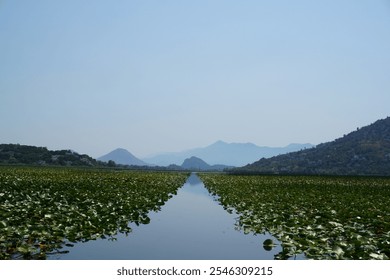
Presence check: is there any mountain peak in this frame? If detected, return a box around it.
[210,140,228,146]
[98,148,147,166]
[113,148,128,152]
[181,156,210,170]
[180,156,232,171]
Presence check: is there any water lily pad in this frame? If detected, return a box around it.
[0,166,188,259]
[199,173,390,260]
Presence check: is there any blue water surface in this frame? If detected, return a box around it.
[48,173,283,260]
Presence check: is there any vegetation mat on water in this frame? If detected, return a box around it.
[0,166,188,259]
[199,173,390,260]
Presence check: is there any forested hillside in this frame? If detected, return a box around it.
[235,117,390,176]
[0,144,102,167]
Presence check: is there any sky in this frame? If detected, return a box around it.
[1,0,390,158]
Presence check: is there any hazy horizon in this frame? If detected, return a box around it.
[1,1,389,158]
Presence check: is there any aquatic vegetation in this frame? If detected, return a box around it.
[0,167,188,259]
[199,173,390,260]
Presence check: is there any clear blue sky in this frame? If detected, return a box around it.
[1,0,390,158]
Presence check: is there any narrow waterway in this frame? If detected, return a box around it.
[49,173,281,259]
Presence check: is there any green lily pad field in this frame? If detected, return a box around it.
[0,166,188,259]
[199,173,390,260]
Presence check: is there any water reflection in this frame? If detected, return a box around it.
[49,173,282,260]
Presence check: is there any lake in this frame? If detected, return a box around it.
[48,173,284,260]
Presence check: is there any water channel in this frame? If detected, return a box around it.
[48,173,283,260]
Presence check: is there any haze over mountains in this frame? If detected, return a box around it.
[97,148,234,171]
[2,117,390,175]
[142,141,313,167]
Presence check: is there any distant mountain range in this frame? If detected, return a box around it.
[234,117,390,176]
[143,141,313,167]
[0,142,313,169]
[4,116,389,175]
[97,147,233,171]
[98,148,148,166]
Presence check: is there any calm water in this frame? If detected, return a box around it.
[48,173,283,260]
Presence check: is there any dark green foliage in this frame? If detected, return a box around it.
[200,173,390,260]
[0,144,104,167]
[0,166,188,259]
[234,117,390,176]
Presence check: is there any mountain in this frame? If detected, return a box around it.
[181,156,211,170]
[234,117,390,176]
[98,148,147,166]
[0,144,102,167]
[143,141,313,167]
[181,156,233,171]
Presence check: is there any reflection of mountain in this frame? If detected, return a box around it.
[98,148,147,166]
[143,141,313,167]
[185,173,203,185]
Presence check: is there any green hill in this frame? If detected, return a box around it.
[0,144,103,167]
[234,117,390,176]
